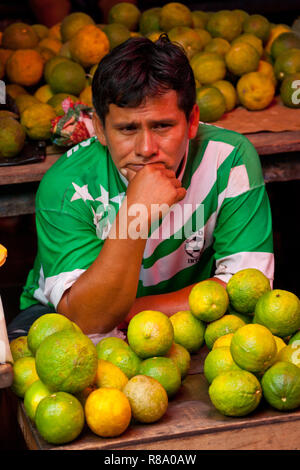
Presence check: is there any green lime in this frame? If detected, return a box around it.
[35,392,84,444]
[204,314,245,350]
[209,369,262,416]
[139,356,181,398]
[24,379,52,421]
[105,347,141,379]
[261,361,300,410]
[189,280,229,322]
[165,343,191,379]
[204,346,241,384]
[170,310,206,353]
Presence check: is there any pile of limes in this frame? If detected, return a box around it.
[9,310,186,445]
[187,268,300,417]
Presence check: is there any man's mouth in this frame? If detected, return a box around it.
[126,164,145,172]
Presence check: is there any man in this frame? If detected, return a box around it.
[8,35,274,341]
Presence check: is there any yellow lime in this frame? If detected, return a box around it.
[204,346,241,384]
[96,336,130,360]
[243,14,271,43]
[189,280,229,322]
[225,42,260,76]
[159,3,193,32]
[123,375,168,423]
[9,336,33,362]
[206,10,243,42]
[205,314,245,350]
[127,310,174,359]
[232,33,263,57]
[209,369,262,416]
[21,103,57,140]
[165,342,191,378]
[254,290,300,338]
[24,379,52,421]
[169,310,205,353]
[11,357,39,398]
[212,80,237,112]
[191,51,226,85]
[60,12,95,42]
[226,268,271,314]
[105,346,141,379]
[27,313,75,355]
[212,333,234,350]
[230,324,277,374]
[237,71,275,110]
[108,2,141,31]
[204,38,231,57]
[276,344,300,368]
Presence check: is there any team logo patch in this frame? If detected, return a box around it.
[185,230,204,263]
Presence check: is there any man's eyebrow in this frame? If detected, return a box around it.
[112,118,178,128]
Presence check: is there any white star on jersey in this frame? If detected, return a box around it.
[70,183,94,202]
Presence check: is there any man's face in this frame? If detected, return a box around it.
[93,90,199,179]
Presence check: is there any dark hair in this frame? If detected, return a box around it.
[92,34,196,125]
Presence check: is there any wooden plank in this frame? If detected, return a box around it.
[18,371,300,451]
[0,154,61,186]
[0,131,300,187]
[246,131,300,156]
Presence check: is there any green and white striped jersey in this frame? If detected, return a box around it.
[20,123,274,312]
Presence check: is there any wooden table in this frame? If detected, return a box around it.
[17,347,300,451]
[1,130,300,218]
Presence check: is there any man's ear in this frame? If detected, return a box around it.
[92,112,107,146]
[188,103,200,140]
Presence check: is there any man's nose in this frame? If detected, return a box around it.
[135,129,158,158]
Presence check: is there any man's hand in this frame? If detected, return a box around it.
[124,163,186,227]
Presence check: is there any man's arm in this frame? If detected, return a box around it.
[58,164,186,334]
[124,277,227,323]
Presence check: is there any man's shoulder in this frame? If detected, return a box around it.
[197,122,255,152]
[36,137,108,209]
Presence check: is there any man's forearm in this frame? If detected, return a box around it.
[125,277,227,322]
[58,205,148,334]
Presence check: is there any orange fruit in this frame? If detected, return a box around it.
[212,332,234,350]
[265,24,291,55]
[0,244,7,267]
[48,22,62,41]
[191,51,226,85]
[276,344,300,368]
[139,356,181,398]
[79,85,93,107]
[69,24,110,68]
[34,84,55,103]
[2,22,39,49]
[35,329,98,394]
[189,280,229,322]
[27,313,75,355]
[32,24,49,40]
[123,375,168,423]
[6,49,44,86]
[85,388,131,437]
[0,48,13,68]
[168,26,204,60]
[11,357,39,398]
[35,392,84,444]
[24,379,52,421]
[243,14,271,43]
[230,324,277,374]
[212,80,237,112]
[9,336,33,362]
[38,37,62,55]
[127,310,174,359]
[94,359,128,390]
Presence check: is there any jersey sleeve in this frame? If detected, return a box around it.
[35,203,103,310]
[212,136,274,286]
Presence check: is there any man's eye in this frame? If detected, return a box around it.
[155,123,171,130]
